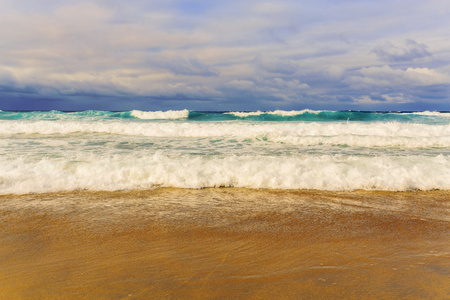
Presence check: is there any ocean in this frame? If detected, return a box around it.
[1,109,449,194]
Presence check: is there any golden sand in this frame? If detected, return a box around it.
[0,189,449,299]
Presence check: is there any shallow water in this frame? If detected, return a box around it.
[1,189,449,298]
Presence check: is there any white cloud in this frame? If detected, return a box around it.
[351,93,413,105]
[381,93,413,104]
[226,79,255,89]
[272,78,309,90]
[403,67,450,85]
[351,65,450,88]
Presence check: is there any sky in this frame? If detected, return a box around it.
[0,0,449,111]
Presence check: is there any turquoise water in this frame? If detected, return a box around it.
[1,109,449,124]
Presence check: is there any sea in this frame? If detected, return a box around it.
[1,109,449,194]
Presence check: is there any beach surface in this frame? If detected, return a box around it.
[0,188,449,299]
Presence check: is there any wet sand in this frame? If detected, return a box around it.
[0,188,449,299]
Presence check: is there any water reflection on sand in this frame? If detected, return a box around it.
[0,189,449,298]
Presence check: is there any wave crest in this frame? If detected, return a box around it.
[1,154,449,194]
[226,109,323,117]
[404,111,450,117]
[130,109,189,120]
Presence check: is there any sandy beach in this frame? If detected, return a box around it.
[0,188,449,299]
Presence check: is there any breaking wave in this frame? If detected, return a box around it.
[1,109,449,123]
[130,109,190,120]
[1,153,449,194]
[1,109,449,194]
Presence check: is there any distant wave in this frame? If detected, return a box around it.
[226,109,323,117]
[1,109,450,123]
[130,109,190,120]
[399,111,450,117]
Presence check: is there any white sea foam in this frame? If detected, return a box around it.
[400,111,450,116]
[2,114,449,194]
[1,153,449,194]
[226,109,323,117]
[1,121,449,148]
[130,109,190,119]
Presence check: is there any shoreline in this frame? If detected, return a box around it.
[1,188,449,298]
[2,186,450,200]
[2,188,449,221]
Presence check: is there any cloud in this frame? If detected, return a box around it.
[350,65,450,87]
[226,79,255,90]
[271,78,309,90]
[255,54,298,75]
[0,0,449,110]
[381,93,413,104]
[152,57,219,76]
[0,68,15,85]
[372,40,431,62]
[351,93,413,105]
[223,76,309,106]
